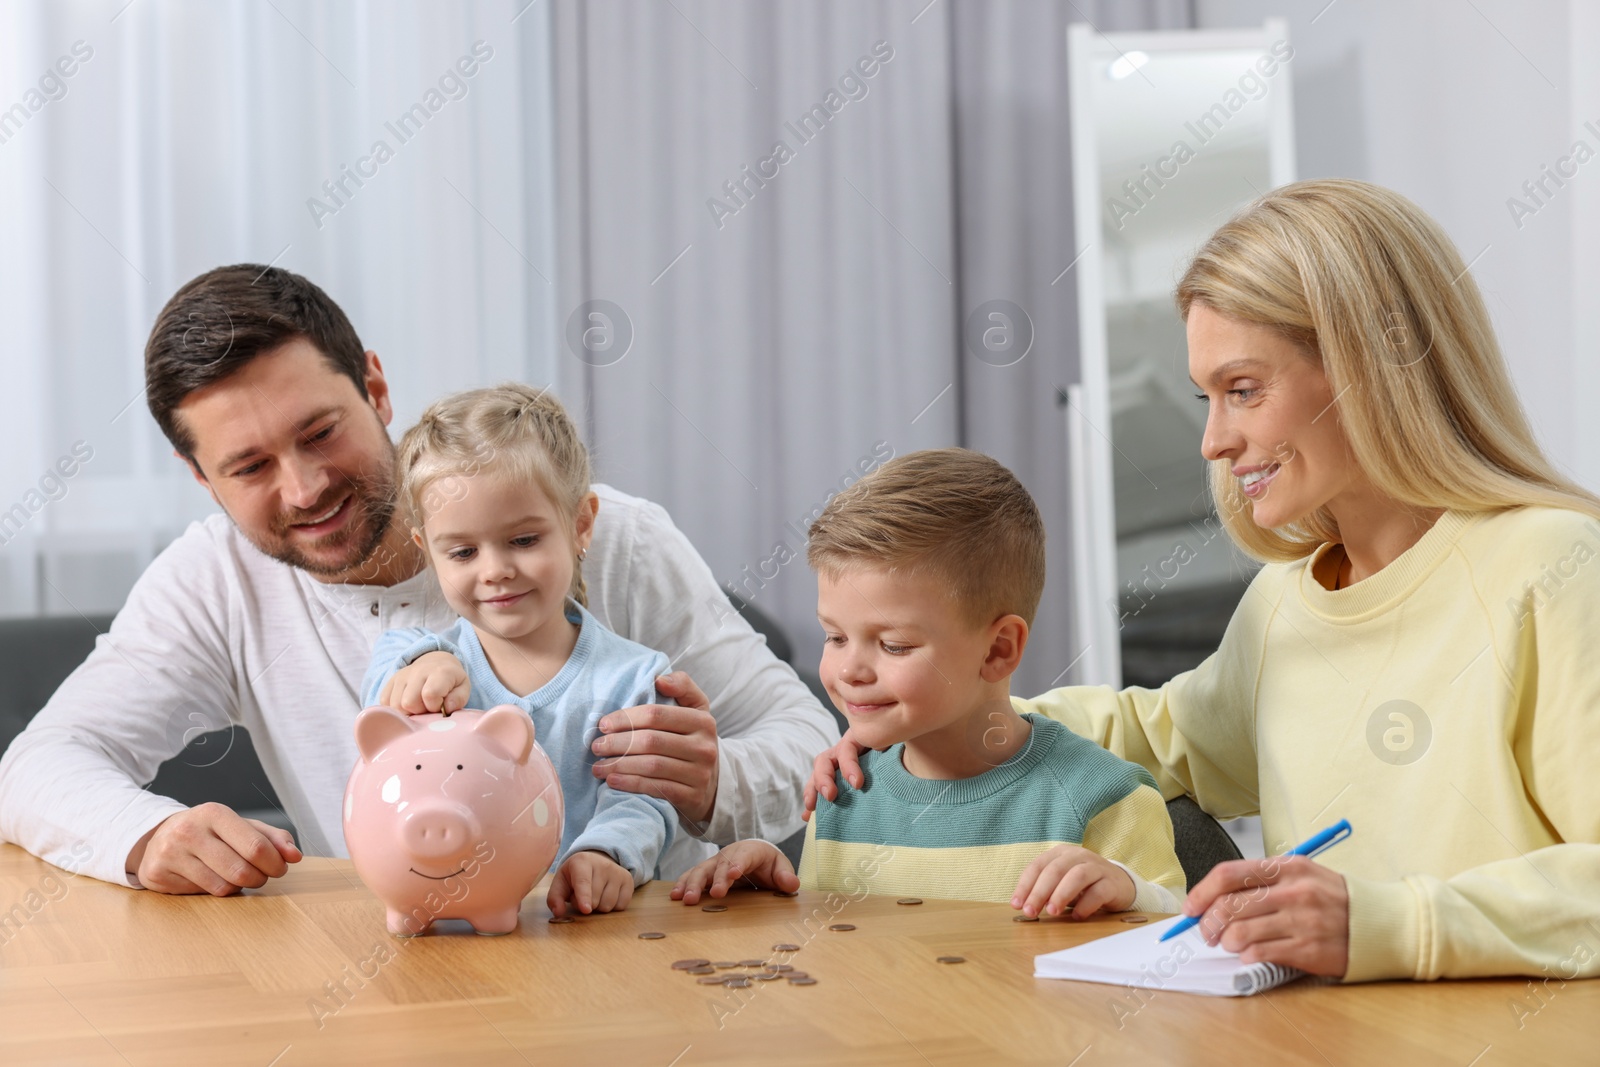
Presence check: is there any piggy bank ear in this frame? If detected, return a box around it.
[354,706,417,762]
[473,704,534,764]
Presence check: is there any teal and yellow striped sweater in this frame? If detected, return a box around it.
[798,714,1185,910]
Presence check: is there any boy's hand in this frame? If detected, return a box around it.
[670,840,798,905]
[379,651,470,715]
[1012,844,1136,920]
[801,732,874,821]
[548,850,634,917]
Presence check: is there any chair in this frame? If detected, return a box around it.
[1166,794,1243,890]
[0,614,294,836]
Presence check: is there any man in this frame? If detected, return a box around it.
[0,265,836,895]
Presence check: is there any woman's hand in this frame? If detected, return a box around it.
[1182,855,1350,976]
[801,732,872,821]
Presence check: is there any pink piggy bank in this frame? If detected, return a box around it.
[344,704,564,937]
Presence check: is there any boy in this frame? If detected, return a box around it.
[672,448,1185,918]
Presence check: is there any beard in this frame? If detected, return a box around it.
[250,462,399,581]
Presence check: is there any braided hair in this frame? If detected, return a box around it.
[396,383,592,606]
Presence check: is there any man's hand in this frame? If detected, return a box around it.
[591,672,720,824]
[548,850,634,917]
[670,839,798,905]
[801,732,872,821]
[378,651,471,715]
[1011,844,1136,919]
[1183,855,1350,976]
[126,802,301,895]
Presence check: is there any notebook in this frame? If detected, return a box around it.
[1033,915,1306,996]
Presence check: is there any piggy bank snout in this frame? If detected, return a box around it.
[399,801,482,861]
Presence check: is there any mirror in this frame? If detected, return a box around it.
[1067,21,1295,687]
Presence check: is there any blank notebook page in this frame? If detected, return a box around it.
[1033,915,1305,996]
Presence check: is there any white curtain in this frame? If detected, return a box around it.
[549,0,1190,695]
[0,0,559,618]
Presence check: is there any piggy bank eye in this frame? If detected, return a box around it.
[414,764,421,770]
[456,764,463,770]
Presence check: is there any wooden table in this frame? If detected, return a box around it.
[1,845,1593,1065]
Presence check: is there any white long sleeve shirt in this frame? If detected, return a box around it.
[0,484,839,887]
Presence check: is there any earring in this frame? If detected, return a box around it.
[577,548,587,562]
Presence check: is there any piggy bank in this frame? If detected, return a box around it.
[343,705,564,936]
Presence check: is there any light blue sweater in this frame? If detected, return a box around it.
[361,602,676,883]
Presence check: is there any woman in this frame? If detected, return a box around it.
[804,178,1600,982]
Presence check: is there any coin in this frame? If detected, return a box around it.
[638,932,666,940]
[828,923,855,932]
[783,971,809,980]
[701,904,729,913]
[788,976,818,985]
[687,966,716,976]
[772,943,801,952]
[936,956,965,964]
[697,975,727,985]
[713,961,738,968]
[752,972,784,981]
[723,977,751,989]
[1120,915,1149,924]
[896,898,923,905]
[772,890,799,897]
[548,916,576,925]
[738,959,766,968]
[1011,915,1038,923]
[672,959,713,970]
[763,963,794,973]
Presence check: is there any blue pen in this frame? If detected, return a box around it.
[1158,818,1353,942]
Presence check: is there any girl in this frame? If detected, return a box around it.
[361,383,675,918]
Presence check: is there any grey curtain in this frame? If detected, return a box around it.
[549,0,1191,697]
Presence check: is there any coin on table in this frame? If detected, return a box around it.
[687,966,717,976]
[772,890,799,898]
[723,977,752,989]
[828,923,856,932]
[548,916,576,924]
[713,961,738,969]
[788,976,818,985]
[772,943,801,953]
[1011,915,1038,923]
[672,959,713,970]
[752,972,784,982]
[638,932,667,940]
[1120,915,1149,924]
[701,903,729,913]
[896,897,923,905]
[697,975,727,985]
[936,956,966,964]
[738,959,766,968]
[764,963,794,973]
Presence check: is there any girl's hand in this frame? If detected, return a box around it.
[670,840,798,905]
[378,651,471,714]
[1012,844,1136,919]
[549,850,635,916]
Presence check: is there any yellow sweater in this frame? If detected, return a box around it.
[1016,507,1600,982]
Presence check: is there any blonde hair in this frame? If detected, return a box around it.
[396,383,593,606]
[1177,178,1600,562]
[807,448,1046,626]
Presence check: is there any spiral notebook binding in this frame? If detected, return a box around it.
[1232,962,1305,995]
